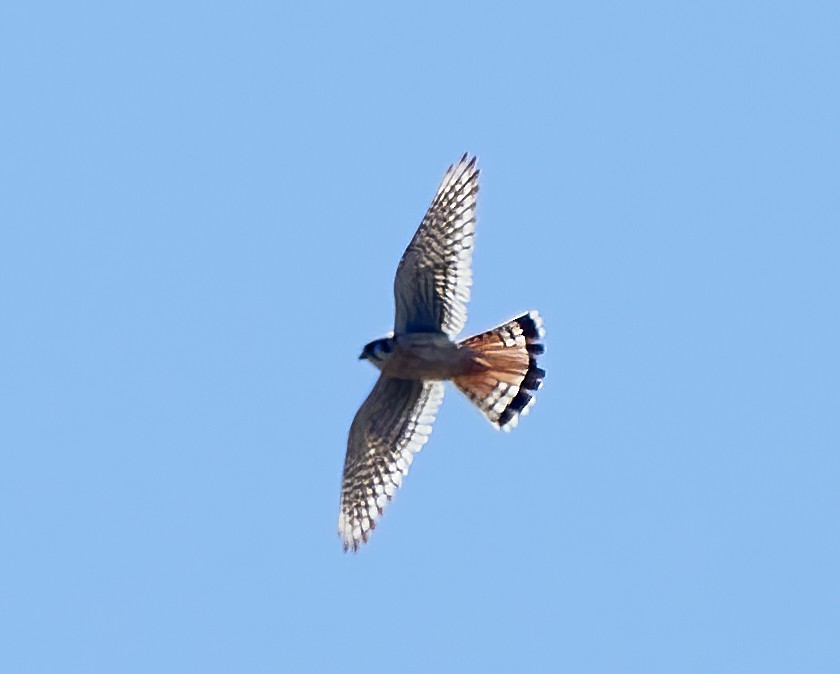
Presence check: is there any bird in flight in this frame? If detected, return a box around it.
[338,154,545,551]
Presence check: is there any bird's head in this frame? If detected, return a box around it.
[359,335,395,369]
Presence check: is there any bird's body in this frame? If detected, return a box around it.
[374,333,468,380]
[339,155,546,551]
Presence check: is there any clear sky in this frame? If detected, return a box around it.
[1,2,838,672]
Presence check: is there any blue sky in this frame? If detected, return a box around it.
[1,1,838,672]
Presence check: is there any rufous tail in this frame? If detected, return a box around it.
[453,311,546,430]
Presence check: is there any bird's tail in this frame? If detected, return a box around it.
[453,311,546,430]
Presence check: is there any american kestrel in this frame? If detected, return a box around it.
[338,154,546,551]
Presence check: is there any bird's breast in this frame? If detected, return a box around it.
[381,333,466,380]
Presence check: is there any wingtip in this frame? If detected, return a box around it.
[462,153,478,169]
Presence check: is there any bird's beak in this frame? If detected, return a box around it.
[358,352,366,361]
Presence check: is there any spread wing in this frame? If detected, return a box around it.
[393,154,479,339]
[339,376,444,551]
